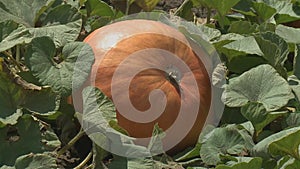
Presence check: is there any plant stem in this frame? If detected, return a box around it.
[174,0,190,16]
[74,151,93,169]
[125,0,130,15]
[2,51,23,71]
[16,45,20,63]
[57,128,85,156]
[206,7,211,24]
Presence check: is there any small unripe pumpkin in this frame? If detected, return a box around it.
[82,19,211,154]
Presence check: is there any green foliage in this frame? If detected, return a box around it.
[222,64,293,111]
[25,37,94,96]
[1,0,300,168]
[0,115,60,166]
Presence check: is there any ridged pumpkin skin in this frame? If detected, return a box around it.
[83,20,211,154]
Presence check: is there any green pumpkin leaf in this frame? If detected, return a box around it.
[0,72,25,124]
[222,36,263,58]
[212,33,245,52]
[276,156,300,169]
[222,64,293,111]
[0,20,32,52]
[0,0,53,27]
[14,152,58,169]
[259,0,300,23]
[215,157,262,169]
[203,0,240,16]
[269,128,300,159]
[252,2,276,22]
[0,115,60,166]
[23,88,59,114]
[276,25,300,44]
[227,55,267,74]
[241,102,287,134]
[29,4,82,48]
[85,0,115,17]
[232,0,256,16]
[252,126,300,159]
[108,155,154,169]
[200,125,254,165]
[254,32,289,67]
[25,36,94,96]
[228,21,259,35]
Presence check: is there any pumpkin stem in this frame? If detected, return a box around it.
[165,65,182,94]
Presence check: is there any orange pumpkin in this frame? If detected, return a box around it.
[82,19,212,154]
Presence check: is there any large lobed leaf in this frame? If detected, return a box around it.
[25,36,94,96]
[222,64,293,111]
[200,125,254,165]
[0,0,53,27]
[0,1,82,48]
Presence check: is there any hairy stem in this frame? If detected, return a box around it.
[57,128,85,156]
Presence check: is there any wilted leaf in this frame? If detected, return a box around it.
[0,109,22,129]
[25,36,94,96]
[222,64,293,111]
